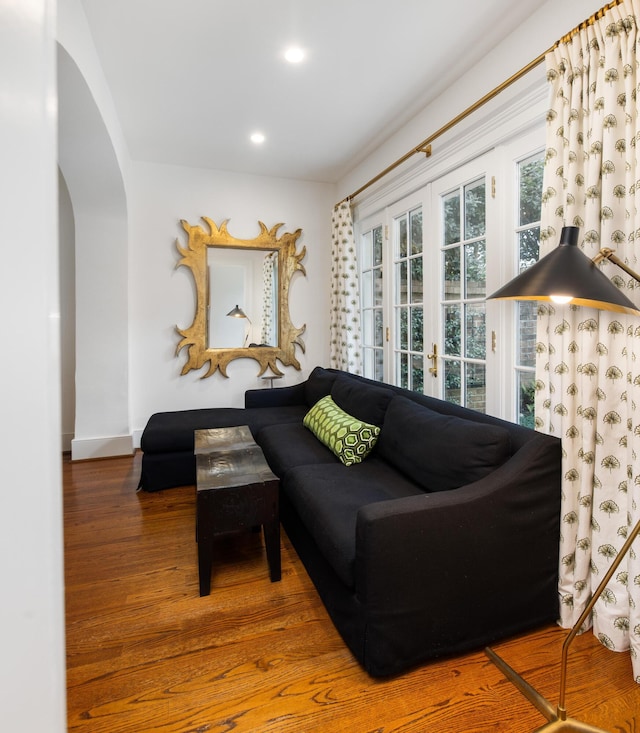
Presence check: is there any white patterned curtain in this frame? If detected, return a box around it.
[537,0,640,681]
[329,202,362,373]
[260,252,275,345]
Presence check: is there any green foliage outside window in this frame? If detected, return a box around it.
[517,154,544,425]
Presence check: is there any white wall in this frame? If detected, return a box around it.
[59,169,76,451]
[129,162,334,441]
[58,0,133,459]
[58,0,334,456]
[0,1,66,731]
[58,43,132,459]
[57,0,131,184]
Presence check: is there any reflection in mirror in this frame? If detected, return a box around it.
[176,218,306,378]
[207,248,278,348]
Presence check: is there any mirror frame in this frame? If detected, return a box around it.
[176,217,306,378]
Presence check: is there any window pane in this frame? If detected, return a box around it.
[444,360,461,404]
[374,268,383,306]
[411,257,423,303]
[398,351,408,389]
[362,270,372,308]
[410,209,423,254]
[397,261,408,304]
[374,309,384,347]
[398,307,408,350]
[465,303,486,359]
[444,304,461,356]
[465,239,486,298]
[398,217,408,258]
[519,227,539,271]
[517,301,537,367]
[519,154,544,226]
[411,306,423,351]
[464,179,485,238]
[363,309,373,345]
[373,227,383,266]
[375,349,384,381]
[443,191,460,245]
[412,354,424,393]
[361,230,372,269]
[364,348,373,376]
[466,363,486,412]
[444,248,460,300]
[518,372,536,428]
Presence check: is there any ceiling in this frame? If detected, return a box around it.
[80,0,545,184]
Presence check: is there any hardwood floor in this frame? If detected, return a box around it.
[64,452,640,733]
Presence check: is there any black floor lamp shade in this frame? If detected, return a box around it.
[489,226,640,315]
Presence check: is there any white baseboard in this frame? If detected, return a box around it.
[61,432,74,453]
[132,428,143,449]
[71,434,134,461]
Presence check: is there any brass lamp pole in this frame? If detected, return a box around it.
[485,518,640,732]
[487,225,640,732]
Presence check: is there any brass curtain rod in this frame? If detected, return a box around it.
[338,0,624,207]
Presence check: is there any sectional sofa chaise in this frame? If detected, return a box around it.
[139,366,562,677]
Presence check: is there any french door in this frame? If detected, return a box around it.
[431,154,497,414]
[359,132,544,423]
[360,153,499,413]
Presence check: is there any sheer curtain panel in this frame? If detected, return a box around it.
[261,252,275,345]
[329,202,362,373]
[536,0,640,681]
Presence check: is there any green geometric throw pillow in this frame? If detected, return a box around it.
[303,394,381,466]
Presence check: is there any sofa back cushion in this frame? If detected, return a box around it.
[304,366,338,407]
[331,375,394,427]
[377,395,511,492]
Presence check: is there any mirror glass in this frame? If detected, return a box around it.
[176,218,306,378]
[207,248,278,348]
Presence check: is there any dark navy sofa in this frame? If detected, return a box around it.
[139,366,561,677]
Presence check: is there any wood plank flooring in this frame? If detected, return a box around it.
[64,452,640,733]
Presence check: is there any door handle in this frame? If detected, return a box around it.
[427,344,438,377]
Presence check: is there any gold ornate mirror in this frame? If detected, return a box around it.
[176,218,306,378]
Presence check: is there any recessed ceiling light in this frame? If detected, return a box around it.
[250,132,265,145]
[284,46,305,64]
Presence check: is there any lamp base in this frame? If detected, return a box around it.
[484,647,610,733]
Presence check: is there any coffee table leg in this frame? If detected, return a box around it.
[198,538,213,596]
[263,520,281,582]
[197,492,214,596]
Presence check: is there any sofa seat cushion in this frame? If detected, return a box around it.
[282,459,424,588]
[141,405,307,454]
[256,422,341,476]
[377,395,511,493]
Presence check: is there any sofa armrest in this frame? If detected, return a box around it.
[244,381,307,408]
[354,435,561,673]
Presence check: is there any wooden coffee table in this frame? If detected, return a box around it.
[195,425,281,596]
